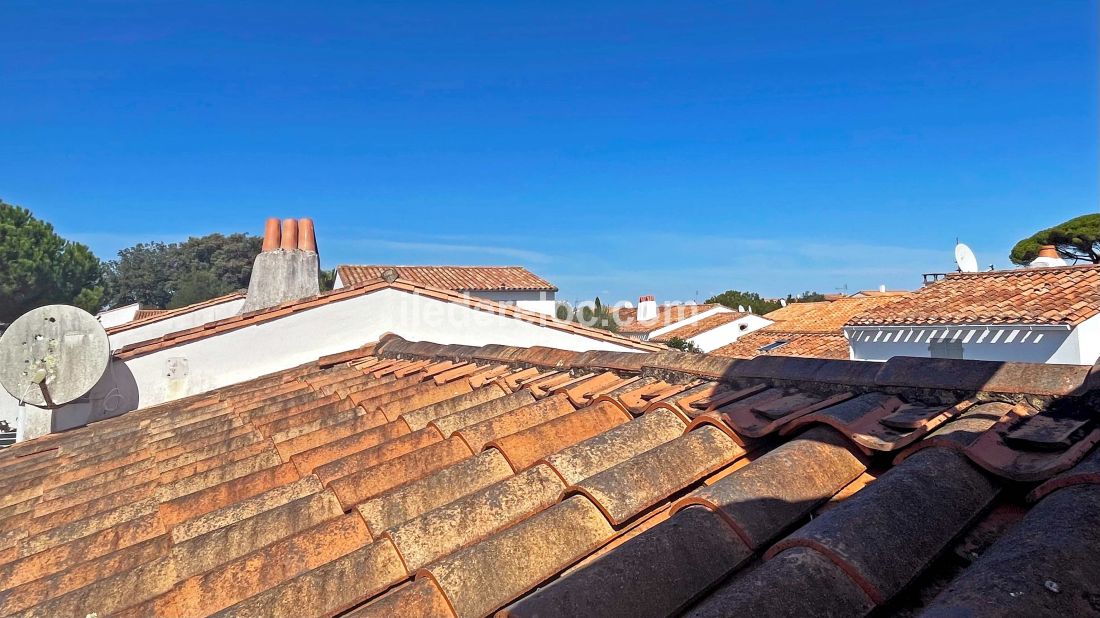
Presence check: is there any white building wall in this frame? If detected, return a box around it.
[96,303,141,328]
[1062,313,1100,365]
[452,290,556,316]
[7,287,641,439]
[647,306,732,340]
[846,324,1079,364]
[108,298,246,350]
[689,314,773,352]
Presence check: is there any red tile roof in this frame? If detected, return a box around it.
[614,304,719,335]
[2,335,1097,617]
[337,265,557,292]
[112,277,661,360]
[765,296,910,333]
[849,265,1100,327]
[711,296,910,360]
[713,331,851,360]
[651,311,749,342]
[132,309,171,321]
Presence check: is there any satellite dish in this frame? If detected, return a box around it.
[0,305,109,408]
[955,243,979,273]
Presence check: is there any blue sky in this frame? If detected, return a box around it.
[1,1,1096,304]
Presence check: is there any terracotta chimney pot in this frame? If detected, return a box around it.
[261,218,281,252]
[280,219,299,251]
[297,218,317,253]
[1037,245,1059,259]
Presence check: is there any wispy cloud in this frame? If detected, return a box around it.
[325,231,553,263]
[369,239,552,263]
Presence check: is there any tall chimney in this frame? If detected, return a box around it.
[241,218,321,313]
[637,295,657,322]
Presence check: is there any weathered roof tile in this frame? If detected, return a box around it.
[385,464,564,573]
[421,495,614,618]
[356,448,514,536]
[574,425,744,525]
[488,401,630,471]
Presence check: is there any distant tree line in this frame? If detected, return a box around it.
[705,289,824,315]
[103,234,261,309]
[1,199,283,322]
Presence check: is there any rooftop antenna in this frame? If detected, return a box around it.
[0,305,109,408]
[954,241,979,273]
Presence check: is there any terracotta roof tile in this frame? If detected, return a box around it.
[541,408,686,485]
[501,505,750,618]
[489,401,631,472]
[5,339,1100,617]
[615,303,721,335]
[288,418,408,475]
[337,264,557,291]
[849,265,1100,326]
[326,436,472,510]
[573,424,744,525]
[385,463,565,573]
[429,389,537,438]
[711,297,915,360]
[355,447,514,537]
[169,490,344,579]
[346,578,456,618]
[165,511,372,617]
[400,380,510,433]
[421,495,614,618]
[453,394,575,453]
[312,426,444,488]
[713,331,852,360]
[684,546,876,617]
[209,537,407,617]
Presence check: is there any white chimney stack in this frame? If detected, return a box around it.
[879,284,887,293]
[1030,245,1067,268]
[637,295,657,322]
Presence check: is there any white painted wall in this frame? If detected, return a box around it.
[96,303,141,328]
[8,287,641,439]
[845,323,1090,364]
[647,306,732,340]
[1071,313,1100,366]
[107,298,246,350]
[689,314,773,352]
[473,290,556,316]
